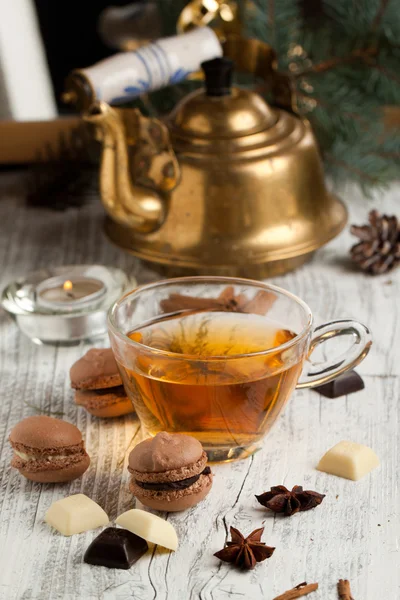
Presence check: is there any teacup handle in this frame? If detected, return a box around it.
[296,320,372,389]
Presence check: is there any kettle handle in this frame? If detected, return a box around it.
[222,36,297,113]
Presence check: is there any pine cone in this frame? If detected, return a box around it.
[350,210,400,275]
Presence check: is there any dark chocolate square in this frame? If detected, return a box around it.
[84,527,148,569]
[314,370,365,398]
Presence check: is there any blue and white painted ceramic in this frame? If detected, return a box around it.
[82,27,222,105]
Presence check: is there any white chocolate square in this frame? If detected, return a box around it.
[45,494,109,536]
[116,509,178,551]
[317,441,379,481]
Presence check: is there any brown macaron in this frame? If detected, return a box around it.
[70,348,122,390]
[9,415,90,483]
[128,431,213,512]
[75,386,134,418]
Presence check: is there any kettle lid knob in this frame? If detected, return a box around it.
[201,57,233,97]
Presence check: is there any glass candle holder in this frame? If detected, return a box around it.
[1,264,134,345]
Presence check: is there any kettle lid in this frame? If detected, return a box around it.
[168,57,277,140]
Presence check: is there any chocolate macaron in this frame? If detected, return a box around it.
[70,348,133,418]
[128,432,213,512]
[70,348,122,390]
[9,415,90,483]
[75,387,133,418]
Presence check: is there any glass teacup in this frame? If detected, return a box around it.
[108,277,371,462]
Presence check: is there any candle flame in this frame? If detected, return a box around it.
[63,280,73,291]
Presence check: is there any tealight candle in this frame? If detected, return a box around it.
[1,264,131,344]
[36,275,106,311]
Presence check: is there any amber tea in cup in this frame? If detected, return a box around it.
[109,277,371,462]
[125,311,301,451]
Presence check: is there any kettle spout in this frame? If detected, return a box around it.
[84,101,166,233]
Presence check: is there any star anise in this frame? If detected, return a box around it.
[256,485,325,517]
[214,526,275,570]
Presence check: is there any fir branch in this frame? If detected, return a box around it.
[248,0,303,67]
[370,62,400,86]
[294,47,378,77]
[323,0,385,36]
[26,124,98,211]
[371,0,391,31]
[374,151,400,158]
[325,154,379,184]
[268,0,276,52]
[377,0,400,43]
[326,128,400,190]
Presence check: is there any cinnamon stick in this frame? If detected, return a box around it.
[273,581,319,600]
[160,293,224,313]
[241,289,277,315]
[160,288,276,316]
[338,579,354,599]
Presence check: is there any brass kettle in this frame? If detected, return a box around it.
[85,57,347,278]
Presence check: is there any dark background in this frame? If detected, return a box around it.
[34,0,143,108]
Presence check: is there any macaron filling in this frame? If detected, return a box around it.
[75,386,129,409]
[14,450,70,462]
[134,466,211,492]
[11,441,89,471]
[128,451,208,483]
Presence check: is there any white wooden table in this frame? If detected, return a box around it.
[0,174,398,600]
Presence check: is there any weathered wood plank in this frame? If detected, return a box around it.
[0,176,398,599]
